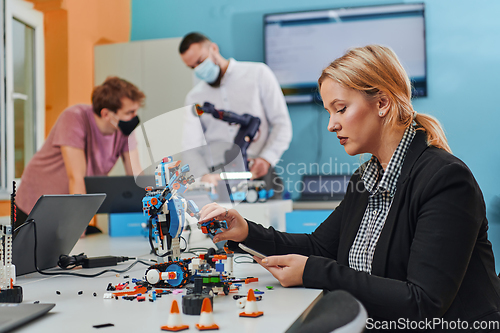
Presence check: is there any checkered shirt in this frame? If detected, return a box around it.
[348,126,416,273]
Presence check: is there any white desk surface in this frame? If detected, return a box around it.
[15,232,322,333]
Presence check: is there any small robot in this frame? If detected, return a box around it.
[142,156,200,288]
[230,180,274,203]
[142,157,235,290]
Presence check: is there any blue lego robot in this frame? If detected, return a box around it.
[142,156,201,288]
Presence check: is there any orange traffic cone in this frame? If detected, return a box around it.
[195,297,219,331]
[161,299,189,331]
[239,289,263,318]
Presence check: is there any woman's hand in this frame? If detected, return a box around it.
[199,203,249,243]
[254,254,308,288]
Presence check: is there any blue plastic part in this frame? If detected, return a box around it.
[258,189,267,199]
[177,184,187,195]
[168,174,178,188]
[215,263,224,272]
[268,189,275,198]
[286,210,331,233]
[181,164,190,173]
[109,213,149,237]
[230,192,246,201]
[160,162,167,186]
[167,200,180,238]
[166,263,185,287]
[187,200,199,214]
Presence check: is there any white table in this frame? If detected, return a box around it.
[219,200,293,231]
[15,232,322,333]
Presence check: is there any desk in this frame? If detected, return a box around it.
[94,200,293,235]
[15,232,322,333]
[219,200,293,231]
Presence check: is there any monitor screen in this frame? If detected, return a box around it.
[301,174,350,200]
[264,3,427,103]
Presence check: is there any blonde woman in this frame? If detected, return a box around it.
[199,45,500,328]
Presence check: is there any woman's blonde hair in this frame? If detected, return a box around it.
[318,45,451,153]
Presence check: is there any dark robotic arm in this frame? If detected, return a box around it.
[195,102,261,171]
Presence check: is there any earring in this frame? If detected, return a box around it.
[379,112,383,116]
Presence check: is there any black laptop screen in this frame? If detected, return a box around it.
[301,175,350,200]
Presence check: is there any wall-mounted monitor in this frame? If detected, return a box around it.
[264,3,426,103]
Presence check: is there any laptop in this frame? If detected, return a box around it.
[12,194,106,275]
[0,303,55,333]
[85,175,154,213]
[298,175,350,201]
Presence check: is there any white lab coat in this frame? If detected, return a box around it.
[182,59,292,175]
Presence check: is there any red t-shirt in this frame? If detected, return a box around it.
[16,104,136,213]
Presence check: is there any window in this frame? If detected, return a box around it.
[0,0,44,198]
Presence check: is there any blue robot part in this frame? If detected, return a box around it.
[165,263,187,287]
[187,200,200,220]
[142,157,197,264]
[199,219,228,236]
[168,198,186,239]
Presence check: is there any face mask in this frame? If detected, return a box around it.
[194,57,221,84]
[112,114,140,136]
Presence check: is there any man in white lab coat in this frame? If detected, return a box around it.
[179,32,292,194]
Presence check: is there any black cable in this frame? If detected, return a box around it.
[13,219,33,233]
[180,236,187,252]
[57,253,87,269]
[184,223,192,248]
[17,219,152,278]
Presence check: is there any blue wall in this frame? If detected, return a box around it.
[131,0,500,262]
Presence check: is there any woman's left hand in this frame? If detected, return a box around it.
[254,254,308,287]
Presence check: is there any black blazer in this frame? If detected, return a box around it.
[231,131,500,331]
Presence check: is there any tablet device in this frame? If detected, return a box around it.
[0,303,55,333]
[12,194,106,275]
[238,243,266,259]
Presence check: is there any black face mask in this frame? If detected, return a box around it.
[118,116,140,136]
